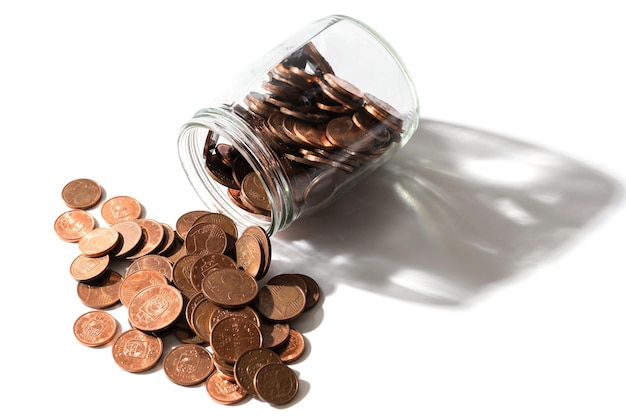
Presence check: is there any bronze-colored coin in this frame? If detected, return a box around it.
[319,72,363,109]
[175,210,210,240]
[205,371,247,405]
[201,268,258,309]
[213,353,236,380]
[76,269,122,309]
[127,254,174,282]
[253,362,299,405]
[101,196,142,225]
[119,269,169,307]
[206,152,239,189]
[190,253,238,293]
[255,278,306,322]
[110,220,144,258]
[234,234,264,280]
[61,178,102,209]
[325,115,376,152]
[73,310,118,347]
[233,347,282,396]
[127,284,184,332]
[240,173,271,214]
[273,328,306,363]
[172,255,200,299]
[215,143,237,168]
[184,222,228,257]
[78,227,120,257]
[193,212,238,253]
[209,306,260,331]
[69,253,109,282]
[302,41,334,74]
[241,226,271,276]
[54,209,97,243]
[209,316,263,364]
[163,344,215,386]
[362,92,404,132]
[126,219,165,260]
[294,273,321,311]
[173,323,205,345]
[185,291,207,330]
[260,321,290,350]
[190,295,218,344]
[292,118,334,149]
[112,328,163,373]
[157,222,178,255]
[172,254,202,299]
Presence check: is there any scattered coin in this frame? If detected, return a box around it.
[101,195,143,224]
[127,284,183,332]
[112,328,163,373]
[163,344,215,386]
[76,270,122,309]
[54,209,97,243]
[78,227,120,257]
[206,370,247,405]
[62,178,102,209]
[254,362,299,405]
[73,310,118,347]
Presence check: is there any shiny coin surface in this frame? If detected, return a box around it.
[101,195,142,224]
[205,371,247,405]
[273,327,306,363]
[127,284,184,332]
[69,253,109,282]
[253,362,299,405]
[209,316,262,364]
[62,178,102,209]
[76,270,122,309]
[163,344,214,386]
[112,328,163,373]
[78,227,120,257]
[54,209,96,243]
[109,220,144,258]
[119,269,169,306]
[233,347,282,396]
[201,268,258,309]
[73,310,118,347]
[184,222,228,256]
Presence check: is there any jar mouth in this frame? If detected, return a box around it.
[177,106,293,236]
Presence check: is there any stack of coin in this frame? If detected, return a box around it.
[203,41,405,215]
[59,179,321,406]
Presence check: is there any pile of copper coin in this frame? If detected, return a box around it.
[57,178,321,406]
[204,41,405,215]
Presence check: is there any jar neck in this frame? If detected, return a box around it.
[177,105,293,236]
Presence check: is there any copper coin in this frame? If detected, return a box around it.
[295,273,321,311]
[255,278,306,322]
[184,222,228,257]
[189,295,217,344]
[109,220,143,258]
[101,196,142,224]
[61,178,102,209]
[253,362,299,405]
[127,254,174,282]
[172,254,202,300]
[241,226,271,277]
[190,253,238,293]
[126,218,165,259]
[54,209,96,243]
[157,222,178,255]
[213,353,236,380]
[260,321,290,350]
[112,328,163,373]
[325,115,375,152]
[240,173,271,213]
[175,210,210,240]
[78,227,120,257]
[119,269,169,307]
[201,268,258,309]
[69,253,109,282]
[163,344,214,386]
[127,284,184,332]
[185,291,207,330]
[234,234,264,280]
[73,310,118,347]
[233,347,282,396]
[273,328,306,363]
[209,316,262,364]
[193,212,239,253]
[205,371,247,405]
[76,270,122,309]
[209,306,260,331]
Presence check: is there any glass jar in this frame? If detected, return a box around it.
[177,14,419,236]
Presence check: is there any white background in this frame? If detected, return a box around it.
[1,1,625,416]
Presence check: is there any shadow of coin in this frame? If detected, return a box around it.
[272,118,623,306]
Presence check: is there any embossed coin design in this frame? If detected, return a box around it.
[62,178,102,209]
[112,328,163,373]
[101,195,143,224]
[73,310,118,347]
[163,344,215,386]
[54,209,97,242]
